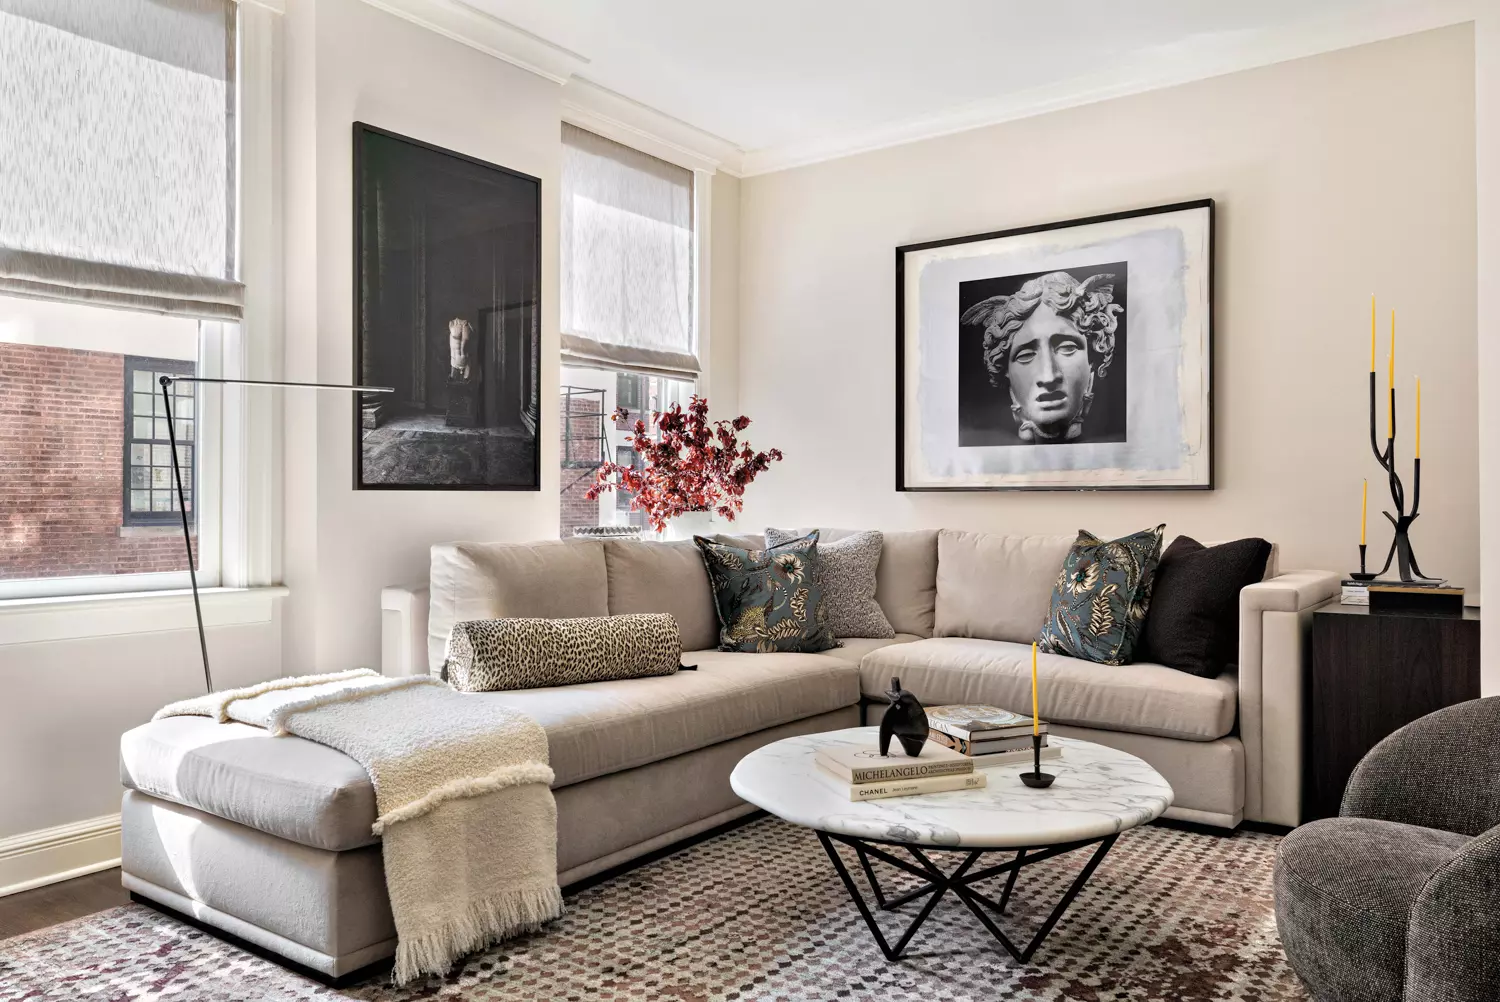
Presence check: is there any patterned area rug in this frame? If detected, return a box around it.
[0,817,1307,1001]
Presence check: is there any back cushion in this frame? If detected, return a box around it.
[428,539,609,673]
[711,532,765,550]
[786,527,939,638]
[935,530,1074,643]
[602,540,719,651]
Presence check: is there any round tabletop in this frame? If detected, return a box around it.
[730,726,1174,849]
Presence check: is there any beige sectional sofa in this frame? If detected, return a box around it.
[119,528,1336,978]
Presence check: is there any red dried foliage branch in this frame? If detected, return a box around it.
[585,396,783,532]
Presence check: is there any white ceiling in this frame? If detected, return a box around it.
[462,0,1471,173]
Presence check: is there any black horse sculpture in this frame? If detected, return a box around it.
[879,677,928,757]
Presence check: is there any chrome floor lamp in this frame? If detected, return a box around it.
[158,376,394,693]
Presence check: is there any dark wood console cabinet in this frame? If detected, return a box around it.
[1305,601,1480,822]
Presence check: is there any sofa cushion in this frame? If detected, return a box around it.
[602,539,719,651]
[484,649,859,788]
[1140,536,1273,677]
[766,528,894,639]
[815,634,923,666]
[935,530,1074,643]
[428,539,609,673]
[1037,525,1164,666]
[695,533,837,653]
[445,614,681,692]
[858,636,1238,741]
[121,716,378,852]
[123,651,859,851]
[795,528,938,638]
[711,532,765,550]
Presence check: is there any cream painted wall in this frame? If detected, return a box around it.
[281,0,562,674]
[709,172,742,419]
[737,26,1479,592]
[0,618,280,839]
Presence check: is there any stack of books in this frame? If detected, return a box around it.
[926,704,1063,768]
[815,742,987,802]
[1341,577,1463,612]
[1340,578,1372,605]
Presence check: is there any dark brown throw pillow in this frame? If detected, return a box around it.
[1138,536,1272,677]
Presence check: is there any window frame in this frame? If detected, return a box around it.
[0,319,228,602]
[122,355,198,528]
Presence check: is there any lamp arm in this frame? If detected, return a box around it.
[159,376,395,693]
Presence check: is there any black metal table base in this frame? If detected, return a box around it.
[816,831,1118,962]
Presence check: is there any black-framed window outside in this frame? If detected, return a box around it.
[123,356,196,527]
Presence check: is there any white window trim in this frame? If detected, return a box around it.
[0,585,287,645]
[0,320,228,602]
[691,169,713,402]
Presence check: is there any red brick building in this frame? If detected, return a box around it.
[0,343,195,580]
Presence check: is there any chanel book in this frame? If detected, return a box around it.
[816,765,988,802]
[815,742,973,784]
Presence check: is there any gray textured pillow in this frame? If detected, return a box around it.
[765,528,894,639]
[445,614,680,692]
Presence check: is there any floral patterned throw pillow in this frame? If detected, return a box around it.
[693,532,838,654]
[1037,525,1165,666]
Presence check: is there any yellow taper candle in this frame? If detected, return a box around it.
[1031,641,1039,735]
[1361,479,1367,546]
[1370,295,1376,372]
[1416,376,1421,459]
[1388,309,1395,439]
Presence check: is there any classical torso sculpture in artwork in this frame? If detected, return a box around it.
[448,317,473,381]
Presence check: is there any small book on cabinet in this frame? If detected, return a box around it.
[815,764,988,802]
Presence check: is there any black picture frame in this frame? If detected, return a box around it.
[353,122,542,491]
[895,198,1215,492]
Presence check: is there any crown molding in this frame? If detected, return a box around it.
[739,0,1479,177]
[562,77,745,176]
[358,0,589,85]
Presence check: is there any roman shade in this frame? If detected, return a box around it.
[0,0,244,320]
[560,123,696,379]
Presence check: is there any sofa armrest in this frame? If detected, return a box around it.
[1239,570,1341,825]
[1406,823,1500,1002]
[380,584,431,677]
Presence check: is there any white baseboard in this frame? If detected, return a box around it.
[0,814,121,898]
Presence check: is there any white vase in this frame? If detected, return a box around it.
[660,510,716,542]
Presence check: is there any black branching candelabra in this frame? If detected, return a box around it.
[1357,367,1429,583]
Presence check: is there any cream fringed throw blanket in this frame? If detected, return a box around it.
[155,669,562,984]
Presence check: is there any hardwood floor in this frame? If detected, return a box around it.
[0,868,129,940]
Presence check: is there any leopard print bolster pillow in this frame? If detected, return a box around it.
[444,614,682,693]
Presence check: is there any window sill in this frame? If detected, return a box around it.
[0,586,289,646]
[117,525,189,537]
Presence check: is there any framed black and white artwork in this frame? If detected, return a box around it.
[896,199,1213,491]
[353,123,541,490]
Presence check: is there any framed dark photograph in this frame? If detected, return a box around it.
[897,199,1213,491]
[354,123,541,490]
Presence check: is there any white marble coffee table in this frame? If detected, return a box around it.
[730,726,1173,962]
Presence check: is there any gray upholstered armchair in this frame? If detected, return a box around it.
[1274,696,1500,1002]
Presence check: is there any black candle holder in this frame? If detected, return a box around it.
[1019,734,1055,788]
[1359,370,1437,583]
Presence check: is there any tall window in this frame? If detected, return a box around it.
[0,0,240,596]
[558,125,697,536]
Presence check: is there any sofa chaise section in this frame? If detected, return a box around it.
[120,659,859,976]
